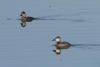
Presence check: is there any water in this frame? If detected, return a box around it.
[0,0,100,67]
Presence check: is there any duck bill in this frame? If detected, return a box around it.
[52,39,55,41]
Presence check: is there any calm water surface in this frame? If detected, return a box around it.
[0,0,100,67]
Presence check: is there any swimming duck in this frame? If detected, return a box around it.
[20,11,36,22]
[52,36,71,54]
[20,11,37,27]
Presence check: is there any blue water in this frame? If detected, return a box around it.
[0,0,100,67]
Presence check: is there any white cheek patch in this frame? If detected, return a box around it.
[56,38,60,42]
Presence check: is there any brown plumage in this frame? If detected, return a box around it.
[52,36,71,55]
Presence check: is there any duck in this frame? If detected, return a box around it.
[20,11,37,27]
[20,11,37,22]
[52,36,71,55]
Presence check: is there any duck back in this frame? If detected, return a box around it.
[57,42,71,49]
[26,17,36,22]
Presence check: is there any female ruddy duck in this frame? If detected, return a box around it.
[20,11,37,27]
[52,36,71,55]
[20,11,36,22]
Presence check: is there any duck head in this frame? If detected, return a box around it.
[52,36,61,42]
[20,11,26,17]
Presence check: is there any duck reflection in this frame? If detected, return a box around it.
[20,22,26,27]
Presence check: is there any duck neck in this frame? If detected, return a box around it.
[56,41,61,44]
